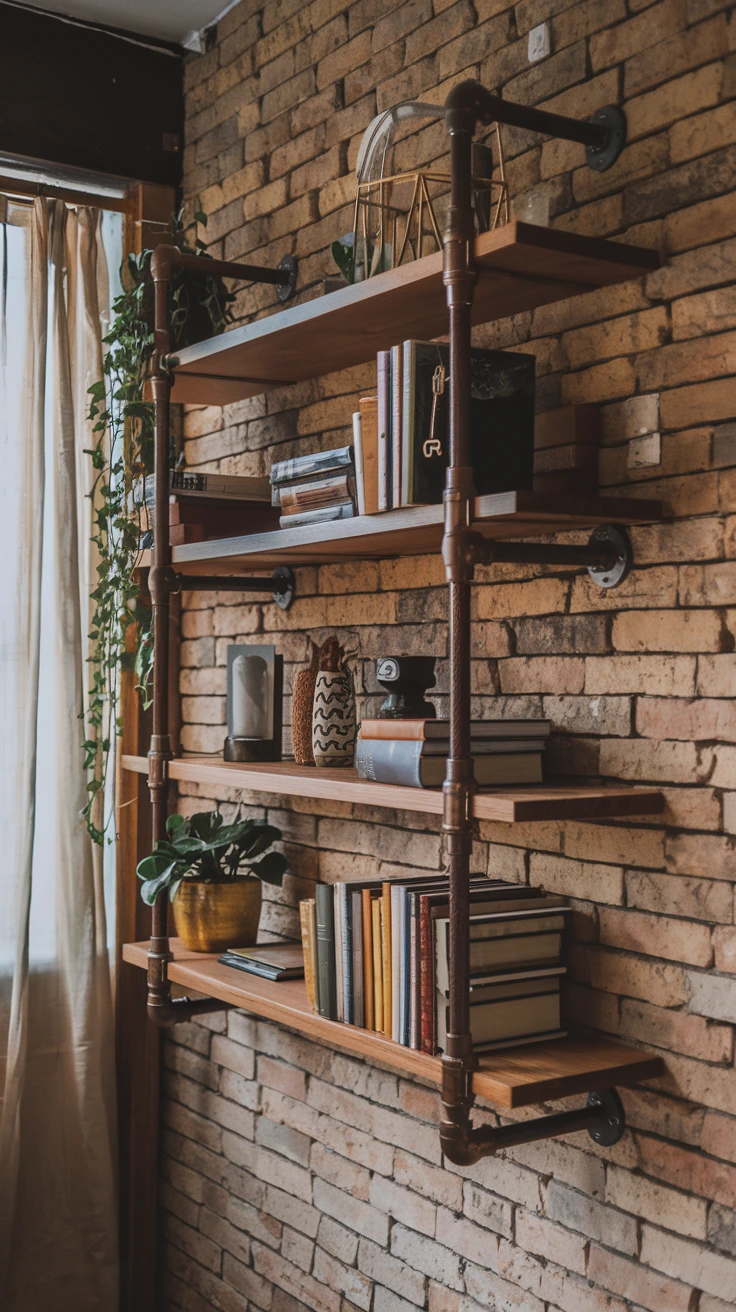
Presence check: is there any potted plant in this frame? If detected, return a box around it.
[136,809,287,953]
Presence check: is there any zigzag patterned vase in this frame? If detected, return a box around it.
[312,671,356,768]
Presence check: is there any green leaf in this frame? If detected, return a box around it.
[246,851,287,886]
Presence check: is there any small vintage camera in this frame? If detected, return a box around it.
[375,656,437,720]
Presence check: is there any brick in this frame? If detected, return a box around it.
[620,996,732,1061]
[612,609,723,653]
[529,851,625,904]
[572,943,688,1007]
[626,870,733,925]
[499,657,585,695]
[462,1181,514,1239]
[585,655,696,696]
[702,1112,736,1164]
[475,576,569,619]
[547,1180,638,1255]
[605,1163,707,1240]
[666,832,736,880]
[587,1243,695,1312]
[600,906,713,966]
[641,1223,736,1299]
[313,1247,372,1310]
[515,1208,588,1275]
[358,1237,427,1306]
[313,1179,389,1245]
[714,926,736,972]
[390,1224,463,1290]
[252,1242,340,1312]
[686,970,736,1024]
[599,738,714,785]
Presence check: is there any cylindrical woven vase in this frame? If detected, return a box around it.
[292,666,317,764]
[312,671,356,768]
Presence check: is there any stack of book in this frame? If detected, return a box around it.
[299,879,568,1053]
[355,718,550,789]
[138,469,279,544]
[351,341,535,513]
[270,446,357,528]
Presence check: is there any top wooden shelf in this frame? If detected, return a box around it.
[171,221,660,406]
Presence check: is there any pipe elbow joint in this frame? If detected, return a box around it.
[440,1121,497,1166]
[150,244,179,282]
[444,80,499,133]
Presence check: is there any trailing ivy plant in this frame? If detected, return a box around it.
[83,211,235,844]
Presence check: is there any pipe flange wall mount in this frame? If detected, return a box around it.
[585,106,627,171]
[587,524,632,589]
[586,1089,626,1145]
[277,255,298,302]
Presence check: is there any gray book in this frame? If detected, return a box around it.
[315,884,337,1021]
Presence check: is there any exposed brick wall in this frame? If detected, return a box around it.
[162,1,736,1309]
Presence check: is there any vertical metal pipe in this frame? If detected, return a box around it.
[147,250,174,1012]
[440,108,478,1155]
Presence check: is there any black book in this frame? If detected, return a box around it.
[401,341,535,505]
[315,883,338,1020]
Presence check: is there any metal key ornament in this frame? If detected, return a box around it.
[423,362,446,458]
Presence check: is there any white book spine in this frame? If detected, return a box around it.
[352,412,366,516]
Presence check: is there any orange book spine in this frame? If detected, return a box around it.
[362,887,375,1031]
[358,395,379,515]
[381,884,392,1038]
[299,898,317,1012]
[360,719,429,741]
[372,897,383,1034]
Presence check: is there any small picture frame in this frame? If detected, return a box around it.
[225,643,283,762]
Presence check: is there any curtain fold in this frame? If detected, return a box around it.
[0,197,118,1311]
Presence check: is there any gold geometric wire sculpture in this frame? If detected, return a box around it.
[352,122,509,281]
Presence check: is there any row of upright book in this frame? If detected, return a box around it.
[355,717,550,789]
[299,877,568,1054]
[352,341,535,513]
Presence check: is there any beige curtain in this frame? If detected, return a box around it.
[0,198,118,1310]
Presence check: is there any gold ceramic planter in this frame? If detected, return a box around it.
[172,878,262,953]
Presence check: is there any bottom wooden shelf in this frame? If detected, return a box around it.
[122,939,664,1110]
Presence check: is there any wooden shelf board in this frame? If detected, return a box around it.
[170,221,659,405]
[152,491,662,575]
[122,754,664,823]
[122,939,664,1109]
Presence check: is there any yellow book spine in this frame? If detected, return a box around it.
[299,898,317,1011]
[372,896,383,1033]
[362,888,374,1031]
[381,883,392,1038]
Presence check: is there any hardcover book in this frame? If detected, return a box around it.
[359,718,550,741]
[279,503,355,528]
[219,943,305,981]
[270,445,354,487]
[355,736,543,788]
[315,884,337,1020]
[400,341,535,505]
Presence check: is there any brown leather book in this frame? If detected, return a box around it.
[381,884,392,1039]
[358,395,379,514]
[362,887,375,1031]
[299,899,318,1012]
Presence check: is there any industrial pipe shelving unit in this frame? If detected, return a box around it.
[124,80,666,1164]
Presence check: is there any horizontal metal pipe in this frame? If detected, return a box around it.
[147,995,231,1030]
[490,1103,607,1152]
[151,244,290,287]
[174,573,282,593]
[479,541,619,568]
[445,80,606,147]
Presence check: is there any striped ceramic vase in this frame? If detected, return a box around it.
[312,671,356,768]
